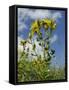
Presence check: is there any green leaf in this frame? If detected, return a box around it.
[32,44,36,51]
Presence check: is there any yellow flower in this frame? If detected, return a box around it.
[30,20,41,37]
[42,18,51,30]
[41,18,56,30]
[29,18,56,39]
[50,20,56,30]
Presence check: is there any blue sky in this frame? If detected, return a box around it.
[18,8,65,67]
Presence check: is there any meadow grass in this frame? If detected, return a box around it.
[18,53,65,82]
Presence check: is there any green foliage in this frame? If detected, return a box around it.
[20,40,27,46]
[32,44,36,51]
[18,53,65,82]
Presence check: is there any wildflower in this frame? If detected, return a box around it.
[42,18,51,30]
[50,19,56,30]
[42,18,56,30]
[30,20,41,38]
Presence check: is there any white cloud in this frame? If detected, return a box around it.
[18,8,62,20]
[50,34,58,44]
[18,37,23,52]
[18,8,28,31]
[18,37,23,60]
[18,23,27,31]
[52,12,62,21]
[28,10,51,19]
[33,36,44,57]
[18,8,51,20]
[18,8,62,32]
